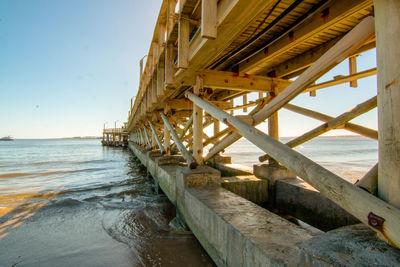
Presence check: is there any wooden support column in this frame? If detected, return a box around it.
[152,76,158,105]
[193,76,204,164]
[375,0,400,208]
[243,94,248,112]
[161,112,197,168]
[201,0,217,39]
[157,60,165,97]
[139,58,144,80]
[178,13,189,69]
[214,119,219,136]
[165,43,174,85]
[349,56,358,87]
[164,107,171,155]
[167,0,176,34]
[268,109,279,164]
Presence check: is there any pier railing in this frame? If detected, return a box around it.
[126,0,400,249]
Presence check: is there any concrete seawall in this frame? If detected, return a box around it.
[128,142,400,266]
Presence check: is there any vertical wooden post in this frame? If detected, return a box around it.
[157,24,166,97]
[243,94,248,112]
[375,0,400,208]
[349,56,358,87]
[164,107,171,155]
[167,0,176,34]
[229,99,234,115]
[146,88,152,111]
[152,75,158,105]
[157,60,165,97]
[193,76,204,164]
[214,119,219,136]
[201,0,217,39]
[178,13,189,69]
[140,58,144,80]
[165,43,174,85]
[268,89,279,160]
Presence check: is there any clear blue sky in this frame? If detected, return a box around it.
[0,0,162,138]
[0,0,377,138]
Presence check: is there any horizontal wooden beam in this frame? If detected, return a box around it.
[306,68,376,92]
[166,98,233,110]
[284,103,378,140]
[173,0,277,92]
[260,95,377,162]
[182,70,291,92]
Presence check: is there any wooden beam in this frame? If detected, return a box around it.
[242,94,247,112]
[355,163,378,195]
[349,56,358,87]
[284,103,378,140]
[165,43,175,85]
[193,76,204,164]
[205,16,376,160]
[166,98,233,110]
[239,0,373,74]
[183,70,291,92]
[157,60,165,97]
[264,39,375,79]
[306,68,376,92]
[174,0,277,91]
[186,91,400,249]
[201,0,217,39]
[161,112,197,168]
[178,14,189,68]
[259,96,377,162]
[376,0,400,208]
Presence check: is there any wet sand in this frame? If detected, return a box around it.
[0,200,214,267]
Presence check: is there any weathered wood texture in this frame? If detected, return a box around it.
[375,0,400,208]
[186,91,400,248]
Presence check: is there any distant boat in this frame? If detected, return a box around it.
[0,136,14,141]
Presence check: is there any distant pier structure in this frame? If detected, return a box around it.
[123,0,400,265]
[102,123,128,147]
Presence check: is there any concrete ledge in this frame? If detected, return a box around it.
[221,175,268,204]
[128,141,400,266]
[213,163,253,177]
[301,224,400,266]
[180,187,314,266]
[155,155,182,166]
[276,178,359,231]
[253,164,296,182]
[177,166,221,188]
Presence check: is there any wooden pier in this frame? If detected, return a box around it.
[121,0,400,265]
[102,126,128,147]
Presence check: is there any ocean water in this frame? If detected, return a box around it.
[0,137,377,266]
[0,139,213,266]
[224,136,378,183]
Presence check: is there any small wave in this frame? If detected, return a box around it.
[0,167,109,179]
[47,198,82,207]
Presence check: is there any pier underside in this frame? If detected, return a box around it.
[123,0,400,264]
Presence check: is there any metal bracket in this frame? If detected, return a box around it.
[368,212,385,231]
